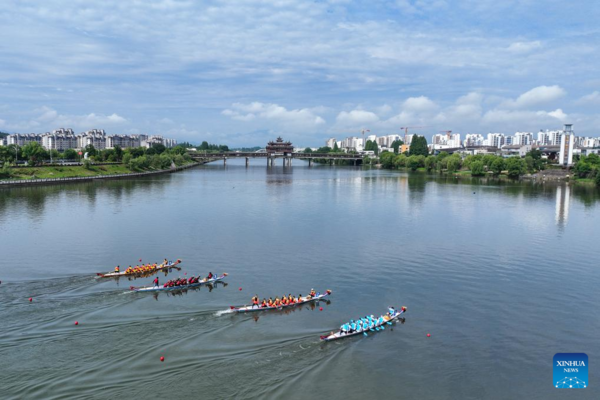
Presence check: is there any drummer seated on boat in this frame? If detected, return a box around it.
[114,266,120,273]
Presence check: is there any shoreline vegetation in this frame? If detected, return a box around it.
[362,135,600,187]
[0,142,196,184]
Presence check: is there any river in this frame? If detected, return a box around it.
[1,160,599,399]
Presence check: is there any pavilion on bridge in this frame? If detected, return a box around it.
[266,137,293,156]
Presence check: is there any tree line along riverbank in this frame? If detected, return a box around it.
[370,143,600,187]
[0,142,195,181]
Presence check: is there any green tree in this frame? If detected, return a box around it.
[595,171,600,187]
[470,160,485,176]
[63,148,78,160]
[21,142,48,165]
[394,154,407,168]
[333,142,340,152]
[84,144,97,157]
[491,157,505,175]
[114,145,123,161]
[447,156,460,172]
[574,160,592,178]
[199,141,209,150]
[0,161,12,178]
[424,155,436,171]
[391,139,404,154]
[380,151,395,168]
[304,147,313,153]
[316,146,331,153]
[482,154,496,167]
[409,136,429,157]
[407,155,421,171]
[506,157,526,178]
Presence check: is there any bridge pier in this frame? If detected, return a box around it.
[245,157,249,167]
[330,159,333,166]
[308,159,312,167]
[224,157,227,166]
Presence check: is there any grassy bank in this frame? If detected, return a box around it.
[1,162,194,181]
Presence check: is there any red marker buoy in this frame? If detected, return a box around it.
[139,259,142,262]
[29,297,32,302]
[239,287,242,291]
[160,356,165,362]
[319,307,323,311]
[427,333,431,337]
[184,273,187,275]
[75,321,79,326]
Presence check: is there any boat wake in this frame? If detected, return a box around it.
[215,309,234,316]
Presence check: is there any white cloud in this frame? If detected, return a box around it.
[0,106,128,132]
[222,102,325,129]
[482,108,568,125]
[402,96,438,113]
[335,110,379,126]
[503,85,566,109]
[507,41,542,53]
[577,91,600,104]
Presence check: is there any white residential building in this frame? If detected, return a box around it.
[106,135,141,149]
[537,130,551,145]
[513,132,533,146]
[485,133,505,148]
[326,138,336,148]
[78,129,107,149]
[7,134,43,146]
[558,124,575,166]
[42,132,78,151]
[341,136,361,152]
[464,134,485,147]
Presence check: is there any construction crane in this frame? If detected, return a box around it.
[400,126,427,143]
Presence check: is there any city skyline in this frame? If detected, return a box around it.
[1,1,599,147]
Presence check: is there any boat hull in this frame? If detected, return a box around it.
[131,274,227,292]
[97,260,181,278]
[320,309,406,341]
[231,291,331,313]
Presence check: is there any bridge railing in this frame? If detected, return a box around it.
[188,152,363,159]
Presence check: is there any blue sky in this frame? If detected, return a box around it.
[1,0,599,146]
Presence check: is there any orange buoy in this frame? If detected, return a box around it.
[160,356,165,362]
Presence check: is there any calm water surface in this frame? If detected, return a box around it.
[1,160,599,399]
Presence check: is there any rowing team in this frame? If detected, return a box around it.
[339,306,405,335]
[250,288,319,308]
[115,259,171,274]
[162,272,217,288]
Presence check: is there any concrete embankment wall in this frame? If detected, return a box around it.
[0,162,201,189]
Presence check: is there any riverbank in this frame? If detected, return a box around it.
[0,162,201,188]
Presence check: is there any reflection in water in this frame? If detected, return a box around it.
[0,177,171,221]
[266,165,293,185]
[555,185,571,228]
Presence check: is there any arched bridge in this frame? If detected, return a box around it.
[187,151,364,166]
